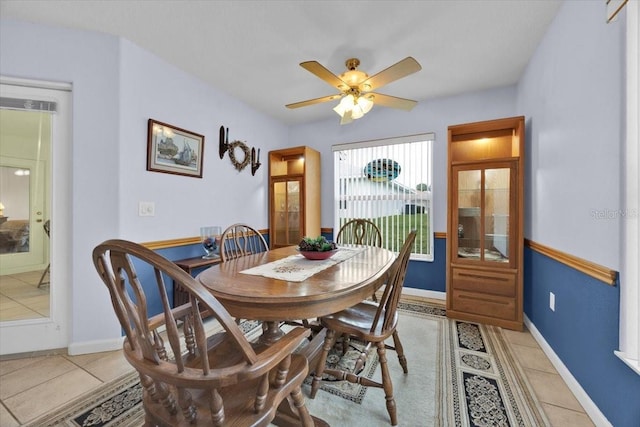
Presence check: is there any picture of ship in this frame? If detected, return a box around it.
[174,141,196,166]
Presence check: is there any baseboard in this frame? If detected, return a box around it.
[68,337,124,356]
[524,314,612,427]
[402,287,446,300]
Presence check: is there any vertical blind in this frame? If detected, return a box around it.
[333,133,434,260]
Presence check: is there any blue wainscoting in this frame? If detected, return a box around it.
[524,247,640,427]
[405,236,447,292]
[128,244,207,318]
[326,230,447,292]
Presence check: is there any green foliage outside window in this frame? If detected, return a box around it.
[340,213,430,254]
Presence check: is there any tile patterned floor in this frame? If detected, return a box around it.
[0,270,49,322]
[0,281,595,426]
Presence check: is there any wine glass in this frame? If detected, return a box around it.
[200,226,221,259]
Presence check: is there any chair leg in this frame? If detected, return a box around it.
[309,328,337,398]
[376,341,398,426]
[289,386,315,427]
[391,330,408,374]
[38,264,50,288]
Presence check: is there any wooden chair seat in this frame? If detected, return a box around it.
[320,301,398,339]
[93,239,314,427]
[309,230,416,426]
[140,350,310,426]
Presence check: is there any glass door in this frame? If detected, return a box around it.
[0,80,71,355]
[271,179,302,247]
[454,163,514,265]
[484,168,511,262]
[456,169,482,259]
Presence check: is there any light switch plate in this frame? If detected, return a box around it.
[138,201,155,217]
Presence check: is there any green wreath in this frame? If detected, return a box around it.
[228,140,250,171]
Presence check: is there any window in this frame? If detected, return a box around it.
[333,133,434,261]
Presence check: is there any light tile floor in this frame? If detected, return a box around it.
[0,270,49,322]
[0,286,596,426]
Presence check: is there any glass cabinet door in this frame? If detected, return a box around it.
[484,168,510,263]
[456,170,482,260]
[455,165,512,264]
[272,179,301,247]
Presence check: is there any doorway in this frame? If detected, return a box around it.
[0,80,71,355]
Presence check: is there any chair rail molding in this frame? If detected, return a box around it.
[524,239,617,286]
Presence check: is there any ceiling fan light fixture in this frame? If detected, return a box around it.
[288,56,421,123]
[357,95,374,115]
[340,109,354,125]
[333,94,373,124]
[333,94,355,117]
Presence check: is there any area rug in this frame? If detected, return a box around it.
[25,298,549,427]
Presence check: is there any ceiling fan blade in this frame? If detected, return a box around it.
[300,61,350,91]
[359,57,422,92]
[286,94,342,109]
[368,93,418,111]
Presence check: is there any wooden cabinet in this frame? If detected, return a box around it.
[268,146,321,249]
[446,116,525,330]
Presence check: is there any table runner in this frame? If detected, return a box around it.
[240,247,365,282]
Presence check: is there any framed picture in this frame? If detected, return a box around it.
[147,119,205,178]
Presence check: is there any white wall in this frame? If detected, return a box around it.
[517,1,623,270]
[118,38,287,242]
[1,19,289,347]
[1,19,124,345]
[289,85,518,233]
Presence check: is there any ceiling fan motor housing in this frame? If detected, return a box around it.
[340,58,369,89]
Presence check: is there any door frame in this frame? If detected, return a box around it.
[0,78,72,355]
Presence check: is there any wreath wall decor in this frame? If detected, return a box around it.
[228,140,251,171]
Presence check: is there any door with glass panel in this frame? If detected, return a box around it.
[0,81,71,355]
[271,178,303,248]
[453,164,515,265]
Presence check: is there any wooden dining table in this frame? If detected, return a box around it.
[196,244,395,426]
[197,245,394,337]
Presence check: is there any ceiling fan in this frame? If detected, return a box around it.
[286,57,422,125]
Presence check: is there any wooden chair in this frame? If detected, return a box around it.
[38,220,51,288]
[220,223,269,262]
[336,218,382,302]
[92,239,314,427]
[335,218,382,247]
[220,223,315,332]
[309,230,417,426]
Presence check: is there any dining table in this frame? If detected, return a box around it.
[196,244,396,427]
[197,244,395,341]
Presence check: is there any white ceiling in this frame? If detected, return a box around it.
[0,0,562,126]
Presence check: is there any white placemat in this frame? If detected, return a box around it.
[240,247,365,282]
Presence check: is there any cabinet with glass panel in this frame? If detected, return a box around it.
[446,117,525,330]
[268,146,321,248]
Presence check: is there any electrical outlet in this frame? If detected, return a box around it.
[549,292,555,311]
[138,201,155,217]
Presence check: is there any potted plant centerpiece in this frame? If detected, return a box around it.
[297,236,338,260]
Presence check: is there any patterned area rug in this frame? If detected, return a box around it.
[302,336,379,404]
[25,298,549,427]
